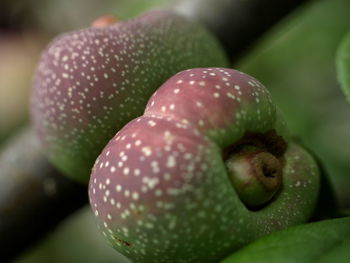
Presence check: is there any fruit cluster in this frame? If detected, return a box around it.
[31,10,320,263]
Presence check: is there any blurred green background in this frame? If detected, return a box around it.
[0,0,349,262]
[238,0,350,209]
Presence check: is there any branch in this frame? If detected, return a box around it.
[0,0,312,261]
[0,128,87,262]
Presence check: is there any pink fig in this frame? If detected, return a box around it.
[31,11,228,183]
[89,68,320,263]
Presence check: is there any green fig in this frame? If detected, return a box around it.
[31,10,228,183]
[89,68,320,263]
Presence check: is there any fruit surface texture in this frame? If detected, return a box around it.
[89,68,320,263]
[31,10,228,183]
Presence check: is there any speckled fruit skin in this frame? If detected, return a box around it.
[89,68,320,263]
[31,10,228,183]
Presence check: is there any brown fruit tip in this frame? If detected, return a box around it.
[91,15,119,28]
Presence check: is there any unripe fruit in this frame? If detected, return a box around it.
[89,68,320,263]
[31,10,228,183]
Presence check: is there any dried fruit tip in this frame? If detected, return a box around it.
[92,15,119,28]
[226,146,283,208]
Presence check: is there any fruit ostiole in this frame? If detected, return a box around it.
[89,68,320,263]
[31,10,228,183]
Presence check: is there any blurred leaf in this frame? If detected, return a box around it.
[31,0,174,34]
[336,31,350,104]
[15,207,131,263]
[221,217,350,263]
[238,0,350,208]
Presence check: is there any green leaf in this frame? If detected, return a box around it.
[336,31,350,104]
[220,217,350,263]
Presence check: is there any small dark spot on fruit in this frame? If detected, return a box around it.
[132,208,143,215]
[115,236,133,247]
